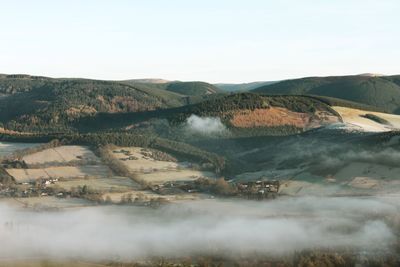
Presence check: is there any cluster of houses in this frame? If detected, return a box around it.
[236,179,280,199]
[151,176,281,201]
[0,177,65,198]
[151,181,194,195]
[113,149,138,161]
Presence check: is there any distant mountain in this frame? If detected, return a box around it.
[215,81,278,92]
[122,78,170,84]
[165,81,222,96]
[122,80,223,96]
[252,75,400,113]
[0,75,227,132]
[0,74,187,132]
[121,80,225,105]
[358,73,385,77]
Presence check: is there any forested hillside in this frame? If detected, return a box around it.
[76,93,341,137]
[252,75,400,113]
[0,75,185,132]
[165,82,222,96]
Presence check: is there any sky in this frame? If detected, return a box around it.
[0,0,399,83]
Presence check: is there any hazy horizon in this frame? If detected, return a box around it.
[1,0,399,83]
[0,71,393,84]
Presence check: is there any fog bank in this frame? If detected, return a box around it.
[0,196,398,261]
[186,115,227,135]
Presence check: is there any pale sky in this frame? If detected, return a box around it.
[0,0,399,83]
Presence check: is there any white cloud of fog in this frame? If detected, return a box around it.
[0,196,398,261]
[316,148,400,170]
[186,115,227,135]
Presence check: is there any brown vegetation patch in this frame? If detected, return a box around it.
[230,107,311,128]
[65,105,97,120]
[0,127,31,135]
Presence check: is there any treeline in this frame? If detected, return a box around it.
[169,93,334,122]
[361,113,391,125]
[230,125,303,137]
[96,145,144,186]
[0,166,15,186]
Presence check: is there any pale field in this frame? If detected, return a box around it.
[347,176,381,189]
[50,177,141,192]
[278,180,342,196]
[334,162,400,181]
[102,190,204,203]
[136,169,216,184]
[111,146,216,185]
[113,147,180,172]
[0,142,40,157]
[0,260,105,267]
[277,161,400,195]
[332,106,400,132]
[1,196,92,209]
[7,165,111,183]
[23,145,100,165]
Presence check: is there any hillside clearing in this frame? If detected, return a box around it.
[332,106,400,132]
[230,107,339,129]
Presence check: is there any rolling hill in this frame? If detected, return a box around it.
[252,75,400,114]
[0,75,225,132]
[122,80,222,96]
[215,81,278,92]
[76,93,342,137]
[0,75,188,132]
[165,81,222,96]
[121,80,225,104]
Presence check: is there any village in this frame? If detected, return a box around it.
[0,143,282,208]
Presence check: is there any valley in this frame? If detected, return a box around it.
[1,74,400,266]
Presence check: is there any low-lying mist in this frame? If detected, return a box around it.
[185,115,228,136]
[0,196,399,261]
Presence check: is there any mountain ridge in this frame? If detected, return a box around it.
[252,74,400,113]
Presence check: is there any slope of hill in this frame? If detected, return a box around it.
[331,106,400,132]
[0,75,185,132]
[0,75,227,133]
[123,80,222,97]
[122,78,170,84]
[77,93,341,136]
[252,75,400,113]
[165,81,222,96]
[215,81,278,92]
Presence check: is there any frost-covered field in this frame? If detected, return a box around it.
[0,142,40,157]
